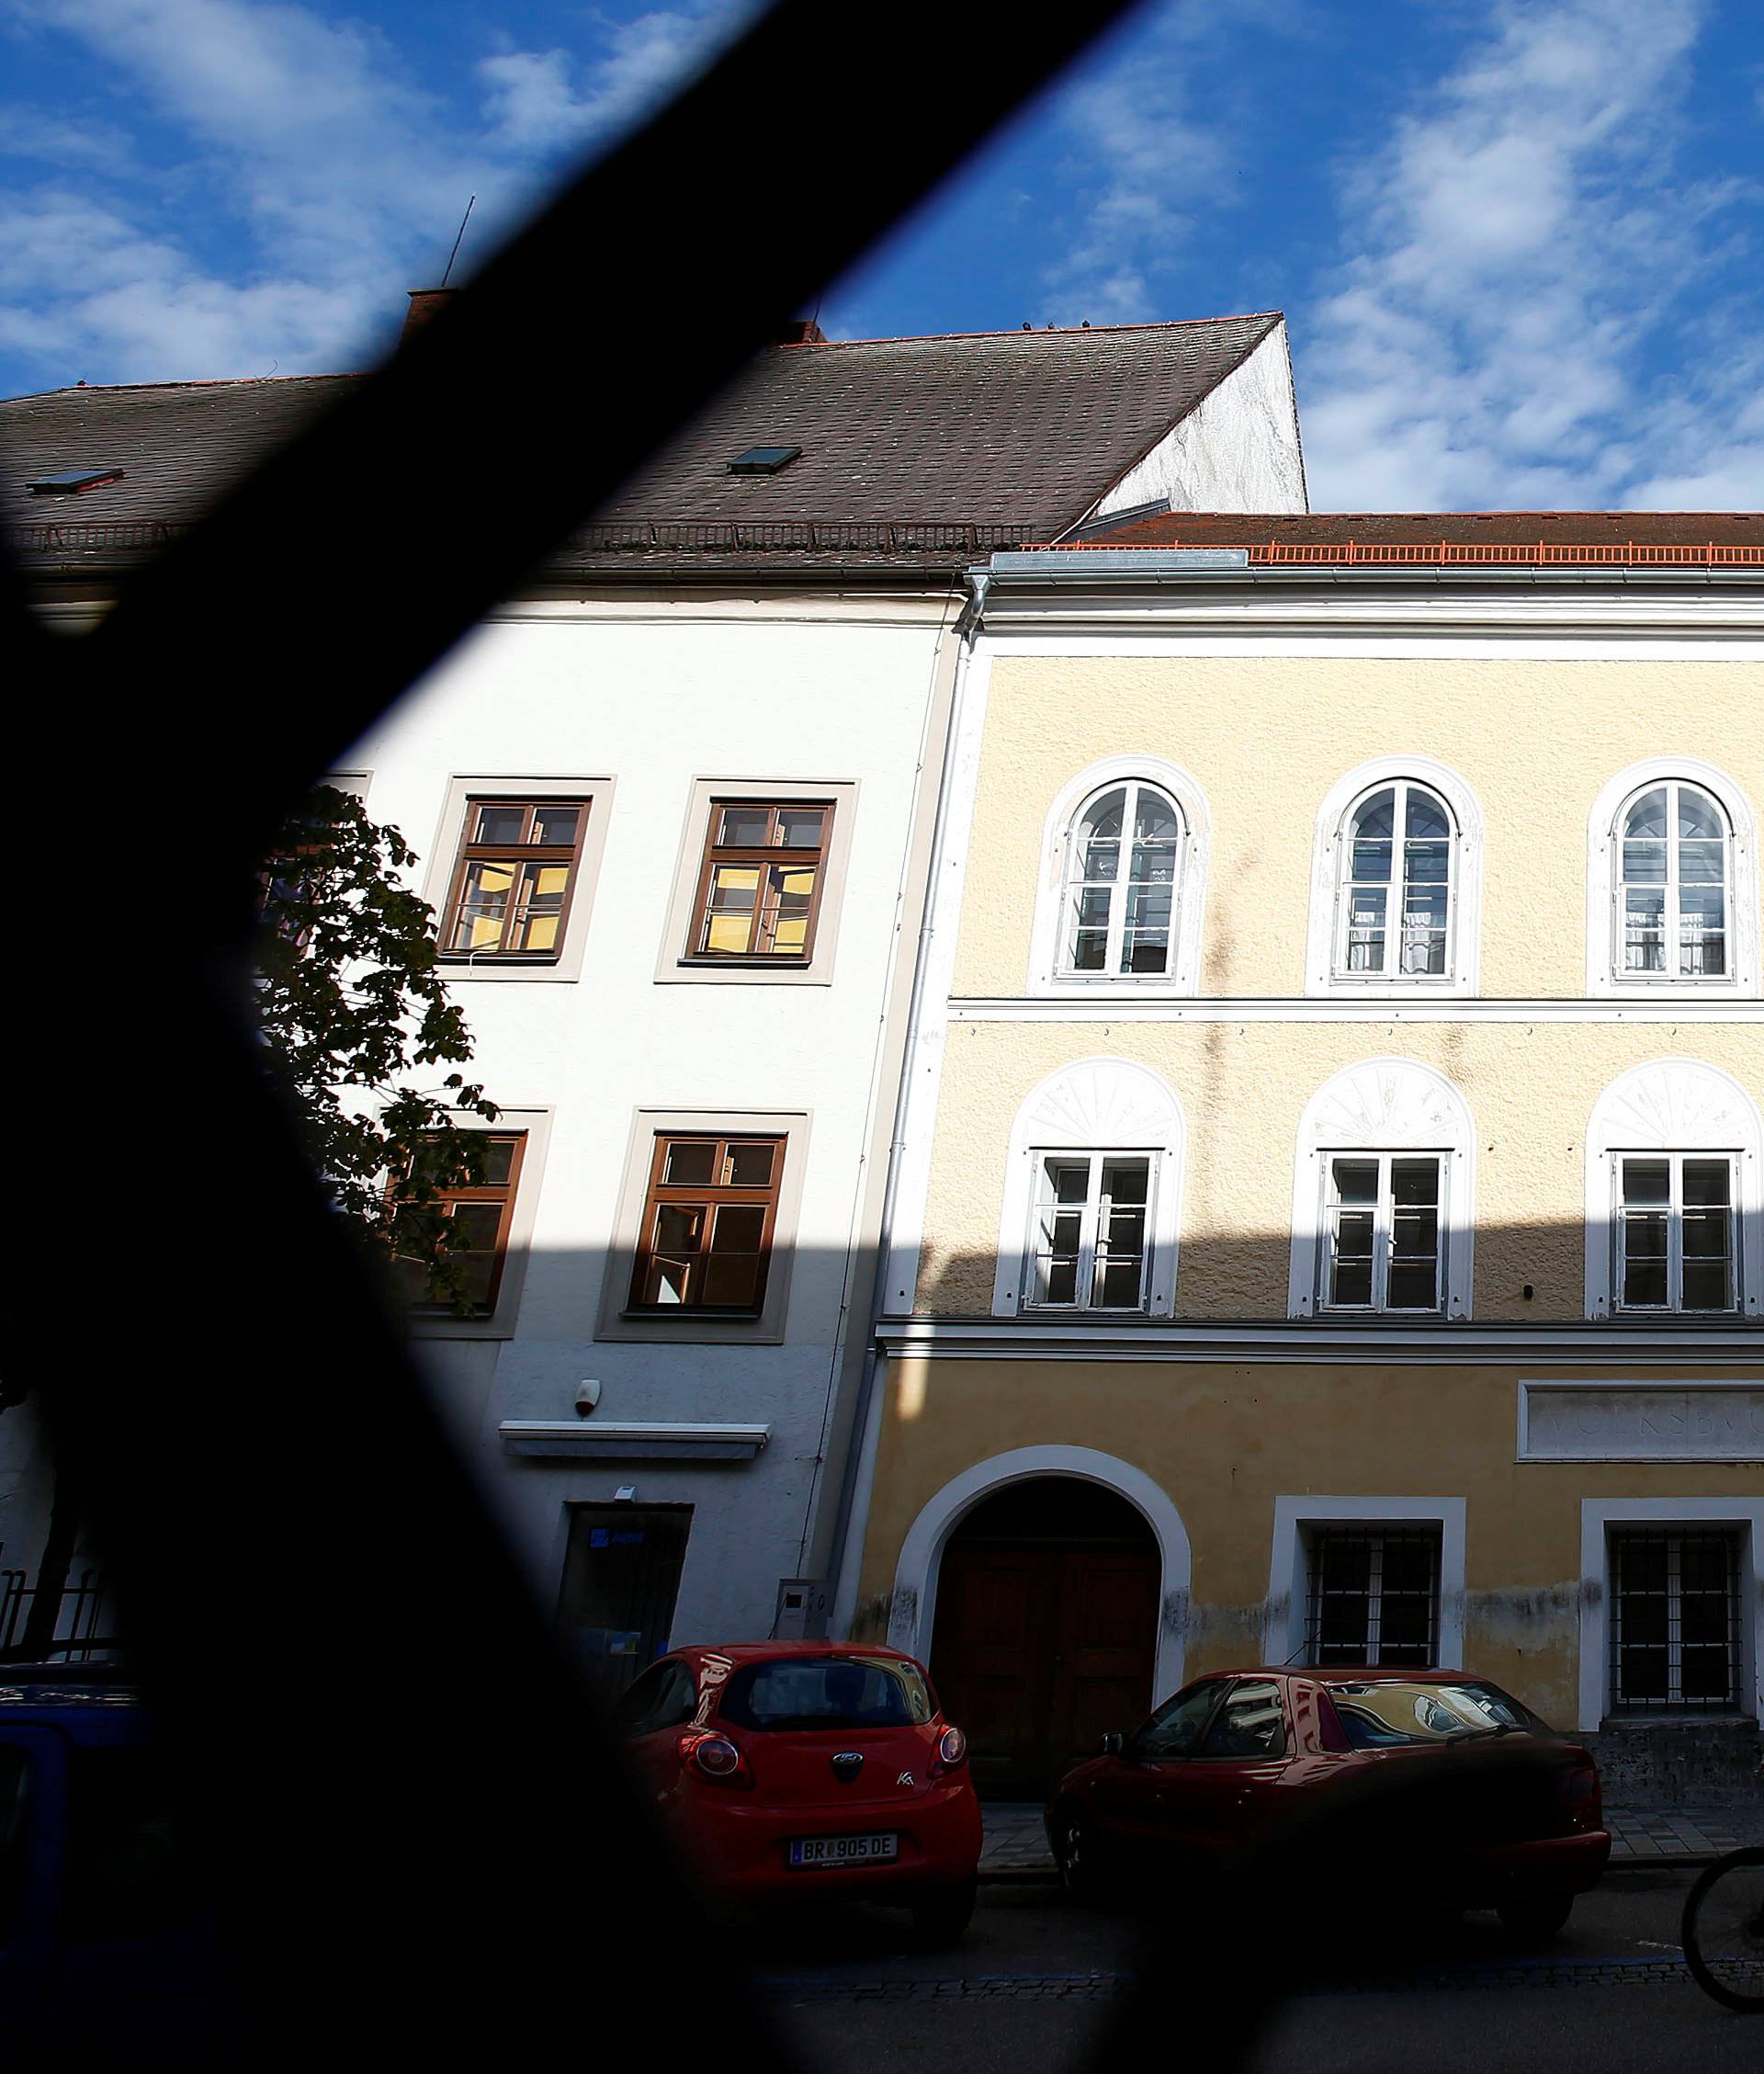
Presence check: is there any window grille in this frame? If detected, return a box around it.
[1610,1527,1743,1713]
[1305,1525,1441,1666]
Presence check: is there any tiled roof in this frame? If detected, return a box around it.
[1079,509,1764,552]
[0,315,1282,576]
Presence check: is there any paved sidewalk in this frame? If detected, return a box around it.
[979,1799,1763,1878]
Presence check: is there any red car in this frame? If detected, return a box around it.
[613,1642,982,1944]
[1047,1667,1611,1941]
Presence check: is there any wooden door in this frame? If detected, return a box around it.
[933,1538,1158,1797]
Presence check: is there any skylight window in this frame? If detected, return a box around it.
[27,468,125,494]
[727,446,801,475]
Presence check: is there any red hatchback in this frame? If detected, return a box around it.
[1047,1667,1611,1941]
[614,1642,983,1944]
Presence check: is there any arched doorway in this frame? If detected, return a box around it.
[930,1478,1159,1798]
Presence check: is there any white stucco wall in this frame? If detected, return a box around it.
[340,595,953,1650]
[1096,324,1307,517]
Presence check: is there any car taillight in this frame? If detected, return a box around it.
[1562,1762,1602,1830]
[682,1731,751,1788]
[933,1724,967,1774]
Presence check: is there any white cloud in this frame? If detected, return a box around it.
[0,0,753,389]
[1301,0,1764,508]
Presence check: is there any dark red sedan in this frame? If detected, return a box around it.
[1046,1667,1611,1941]
[615,1642,982,1944]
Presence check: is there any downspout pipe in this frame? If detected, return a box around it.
[824,561,989,1641]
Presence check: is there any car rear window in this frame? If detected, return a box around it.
[718,1655,933,1732]
[1326,1679,1552,1748]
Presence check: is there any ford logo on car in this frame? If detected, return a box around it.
[831,1751,865,1782]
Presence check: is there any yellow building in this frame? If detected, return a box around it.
[839,516,1764,1804]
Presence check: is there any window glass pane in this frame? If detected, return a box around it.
[1385,1254,1439,1310]
[1041,1255,1079,1304]
[662,1141,717,1186]
[1198,1682,1285,1760]
[704,865,759,953]
[1624,788,1668,841]
[1682,1160,1730,1209]
[1330,1216,1374,1308]
[1136,1681,1226,1761]
[726,1142,776,1187]
[1405,791,1450,841]
[718,807,772,846]
[1679,886,1725,977]
[1351,789,1395,844]
[1081,789,1125,844]
[1331,1158,1379,1206]
[1622,839,1668,884]
[765,863,817,954]
[1680,1254,1730,1312]
[709,1205,766,1253]
[1678,788,1724,840]
[776,809,825,848]
[473,805,526,844]
[532,805,581,846]
[1124,935,1170,974]
[478,1138,516,1187]
[702,1255,762,1307]
[1679,839,1725,884]
[653,1204,702,1252]
[1098,1256,1145,1308]
[1622,1228,1668,1307]
[451,860,515,948]
[1345,889,1385,971]
[1133,791,1180,843]
[1622,1158,1670,1207]
[1403,839,1450,886]
[1047,1160,1090,1206]
[1102,1158,1149,1207]
[644,1256,692,1305]
[1623,888,1667,970]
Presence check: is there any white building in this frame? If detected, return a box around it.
[1,311,1305,1685]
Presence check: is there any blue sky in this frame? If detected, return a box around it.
[2,0,1761,506]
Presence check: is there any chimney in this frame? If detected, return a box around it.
[401,288,459,346]
[775,319,826,346]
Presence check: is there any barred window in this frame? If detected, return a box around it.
[1305,1525,1441,1667]
[1610,1527,1743,1713]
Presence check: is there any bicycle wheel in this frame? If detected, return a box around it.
[1681,1846,1764,2013]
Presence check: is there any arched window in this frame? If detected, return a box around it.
[1306,759,1482,998]
[1061,780,1183,977]
[1588,761,1758,996]
[1335,781,1455,980]
[992,1059,1185,1317]
[1287,1059,1476,1320]
[1028,758,1209,995]
[1615,782,1732,980]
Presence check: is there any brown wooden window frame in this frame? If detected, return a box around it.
[392,1131,527,1315]
[627,1132,787,1315]
[684,799,833,964]
[439,796,592,963]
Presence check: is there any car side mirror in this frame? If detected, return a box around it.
[1099,1732,1125,1756]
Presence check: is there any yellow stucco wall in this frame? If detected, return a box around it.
[916,1018,1764,1320]
[955,655,1764,999]
[852,1355,1764,1727]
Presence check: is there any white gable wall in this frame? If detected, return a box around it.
[1095,323,1307,518]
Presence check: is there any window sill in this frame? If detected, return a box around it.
[661,956,830,986]
[437,951,572,982]
[618,1307,762,1324]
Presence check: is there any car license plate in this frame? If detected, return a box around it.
[788,1832,899,1869]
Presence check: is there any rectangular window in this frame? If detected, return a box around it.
[1610,1526,1742,1712]
[440,797,590,959]
[390,1133,526,1313]
[628,1133,786,1313]
[1025,1152,1152,1311]
[1615,1153,1737,1313]
[688,800,832,961]
[1306,1525,1442,1667]
[1321,1153,1442,1312]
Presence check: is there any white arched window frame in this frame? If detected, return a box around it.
[1028,756,1210,996]
[992,1058,1186,1318]
[1306,758,1484,998]
[1287,1059,1476,1320]
[1586,759,1758,997]
[1584,1060,1763,1320]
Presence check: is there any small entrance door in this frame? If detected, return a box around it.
[556,1505,691,1704]
[930,1479,1159,1798]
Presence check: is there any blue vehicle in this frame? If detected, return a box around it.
[0,1666,214,2049]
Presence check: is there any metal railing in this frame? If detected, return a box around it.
[0,1567,118,1661]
